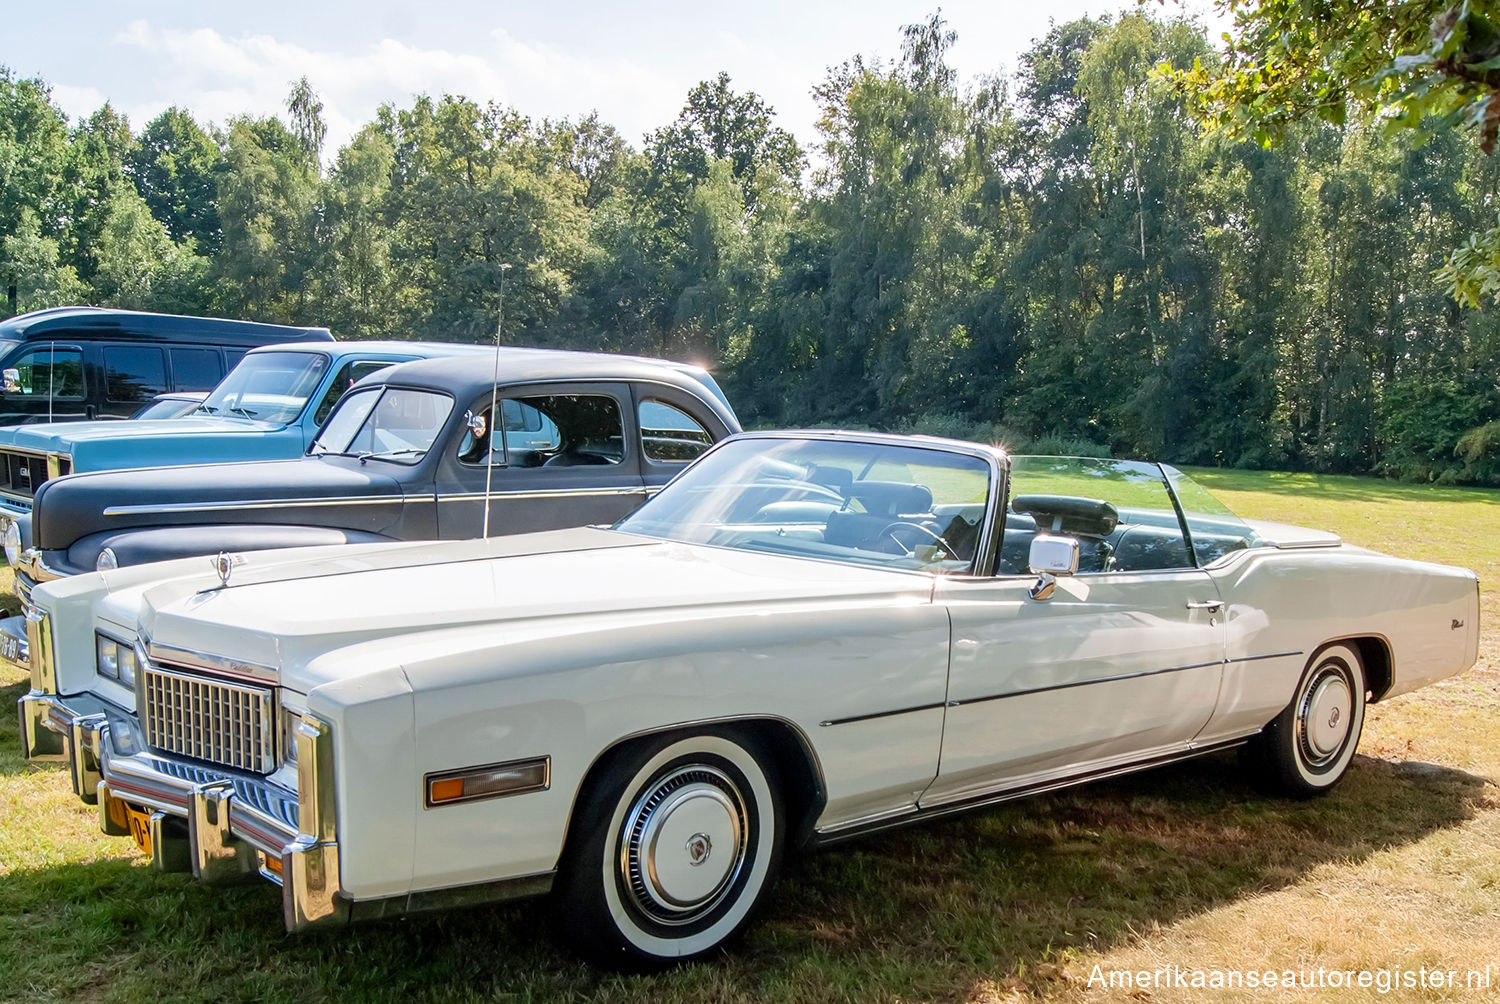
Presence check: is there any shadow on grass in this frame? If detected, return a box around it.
[1,750,1489,1003]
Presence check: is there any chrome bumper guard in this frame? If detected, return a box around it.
[18,689,348,931]
[0,564,42,673]
[0,612,27,672]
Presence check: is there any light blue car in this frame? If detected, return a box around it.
[0,340,493,516]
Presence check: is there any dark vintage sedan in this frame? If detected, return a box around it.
[1,347,738,670]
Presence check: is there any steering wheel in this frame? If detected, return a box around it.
[881,520,961,560]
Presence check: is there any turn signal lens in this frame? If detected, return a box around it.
[96,548,118,572]
[425,757,550,807]
[428,778,465,804]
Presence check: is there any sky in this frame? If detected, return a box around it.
[2,1,1226,158]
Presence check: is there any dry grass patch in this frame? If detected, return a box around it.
[1,471,1497,1002]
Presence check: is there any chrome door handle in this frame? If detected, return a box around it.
[1186,599,1224,612]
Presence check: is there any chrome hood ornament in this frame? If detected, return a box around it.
[213,551,234,587]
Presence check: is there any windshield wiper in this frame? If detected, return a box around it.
[356,448,428,464]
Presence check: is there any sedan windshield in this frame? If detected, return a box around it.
[618,437,993,573]
[196,351,330,425]
[310,387,454,463]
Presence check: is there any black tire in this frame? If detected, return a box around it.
[1244,642,1367,798]
[551,730,784,969]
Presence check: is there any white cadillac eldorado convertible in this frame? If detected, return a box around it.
[17,432,1481,966]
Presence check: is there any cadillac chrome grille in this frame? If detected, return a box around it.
[141,663,278,773]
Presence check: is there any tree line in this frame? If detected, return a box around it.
[2,12,1498,483]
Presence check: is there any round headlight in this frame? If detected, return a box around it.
[96,547,118,572]
[2,520,20,567]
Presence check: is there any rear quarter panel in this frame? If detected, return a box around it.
[1201,545,1479,740]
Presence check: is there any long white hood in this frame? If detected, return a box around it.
[136,527,935,692]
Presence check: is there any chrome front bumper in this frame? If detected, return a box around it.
[17,689,347,931]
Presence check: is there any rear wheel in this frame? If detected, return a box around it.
[1244,642,1366,798]
[552,730,784,969]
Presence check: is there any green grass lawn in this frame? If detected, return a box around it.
[1,469,1497,1003]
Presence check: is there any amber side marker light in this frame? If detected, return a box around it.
[424,756,551,808]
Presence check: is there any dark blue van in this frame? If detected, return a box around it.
[0,307,333,425]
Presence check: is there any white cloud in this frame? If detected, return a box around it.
[101,19,686,158]
[48,83,109,122]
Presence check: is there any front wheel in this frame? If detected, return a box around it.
[1244,642,1367,798]
[552,731,784,969]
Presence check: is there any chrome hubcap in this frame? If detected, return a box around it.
[1298,666,1353,766]
[620,765,747,925]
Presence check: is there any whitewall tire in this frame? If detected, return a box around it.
[1246,642,1367,798]
[553,730,784,968]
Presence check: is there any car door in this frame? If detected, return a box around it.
[923,458,1226,808]
[433,382,648,539]
[632,385,734,497]
[0,343,89,424]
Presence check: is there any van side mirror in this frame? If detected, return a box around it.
[2,368,19,393]
[1028,534,1079,600]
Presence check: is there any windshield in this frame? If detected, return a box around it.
[617,437,993,573]
[197,351,330,425]
[311,387,454,463]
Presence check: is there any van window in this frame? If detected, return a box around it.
[1,346,85,399]
[169,347,224,391]
[105,346,168,404]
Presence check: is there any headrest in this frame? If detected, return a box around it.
[808,464,854,495]
[849,480,933,516]
[1010,494,1118,537]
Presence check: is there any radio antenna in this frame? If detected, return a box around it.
[482,263,512,539]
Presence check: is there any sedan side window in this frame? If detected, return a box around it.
[459,394,623,468]
[640,399,714,463]
[1001,458,1192,575]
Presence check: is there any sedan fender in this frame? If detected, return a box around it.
[72,524,397,574]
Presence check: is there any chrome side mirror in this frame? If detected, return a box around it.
[1028,534,1079,600]
[2,368,19,393]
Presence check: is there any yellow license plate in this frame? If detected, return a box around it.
[106,794,153,858]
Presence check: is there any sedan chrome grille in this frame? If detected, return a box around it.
[141,663,278,774]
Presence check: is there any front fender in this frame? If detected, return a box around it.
[53,524,396,575]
